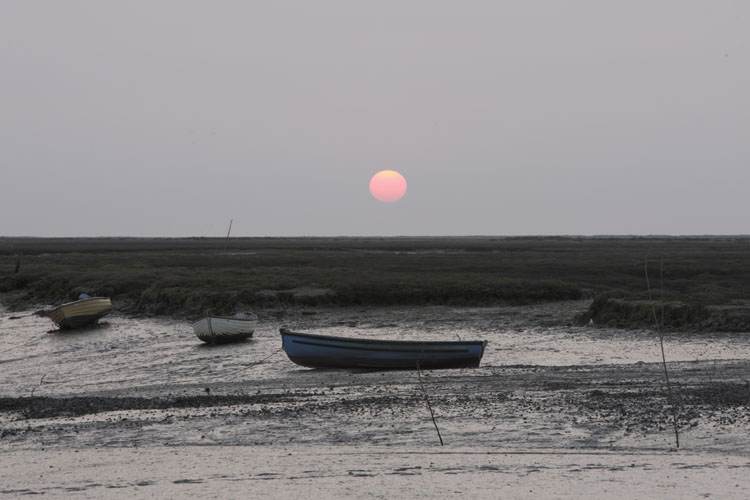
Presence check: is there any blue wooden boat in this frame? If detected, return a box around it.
[280,328,487,370]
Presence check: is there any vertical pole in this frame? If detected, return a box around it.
[417,362,444,446]
[224,219,233,250]
[645,251,680,449]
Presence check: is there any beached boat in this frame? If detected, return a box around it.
[47,296,112,329]
[192,312,257,344]
[280,328,487,370]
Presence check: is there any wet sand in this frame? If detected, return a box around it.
[2,302,750,498]
[3,446,750,499]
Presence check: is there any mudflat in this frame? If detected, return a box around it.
[2,303,750,498]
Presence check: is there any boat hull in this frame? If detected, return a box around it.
[280,328,486,370]
[192,314,257,344]
[48,297,112,329]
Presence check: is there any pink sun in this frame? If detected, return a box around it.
[369,170,407,203]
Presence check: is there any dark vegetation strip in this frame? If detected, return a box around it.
[0,393,425,420]
[1,382,748,420]
[587,383,750,407]
[2,237,750,329]
[0,394,305,419]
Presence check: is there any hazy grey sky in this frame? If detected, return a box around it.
[2,1,748,236]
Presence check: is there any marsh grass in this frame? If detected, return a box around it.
[2,236,750,327]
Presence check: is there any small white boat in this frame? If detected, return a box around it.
[192,312,257,344]
[47,296,112,329]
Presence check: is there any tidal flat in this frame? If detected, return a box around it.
[2,303,750,498]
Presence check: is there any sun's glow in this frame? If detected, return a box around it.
[369,170,407,203]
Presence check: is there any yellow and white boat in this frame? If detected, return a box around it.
[48,296,112,329]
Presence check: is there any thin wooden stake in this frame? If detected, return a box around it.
[15,254,21,274]
[223,219,233,250]
[416,362,444,446]
[645,250,680,449]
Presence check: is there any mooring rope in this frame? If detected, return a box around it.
[220,346,282,377]
[0,332,49,358]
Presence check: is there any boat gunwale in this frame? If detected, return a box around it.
[48,296,112,313]
[279,328,487,349]
[191,313,258,329]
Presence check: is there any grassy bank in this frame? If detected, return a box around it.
[1,236,750,329]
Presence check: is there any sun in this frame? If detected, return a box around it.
[369,170,407,203]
